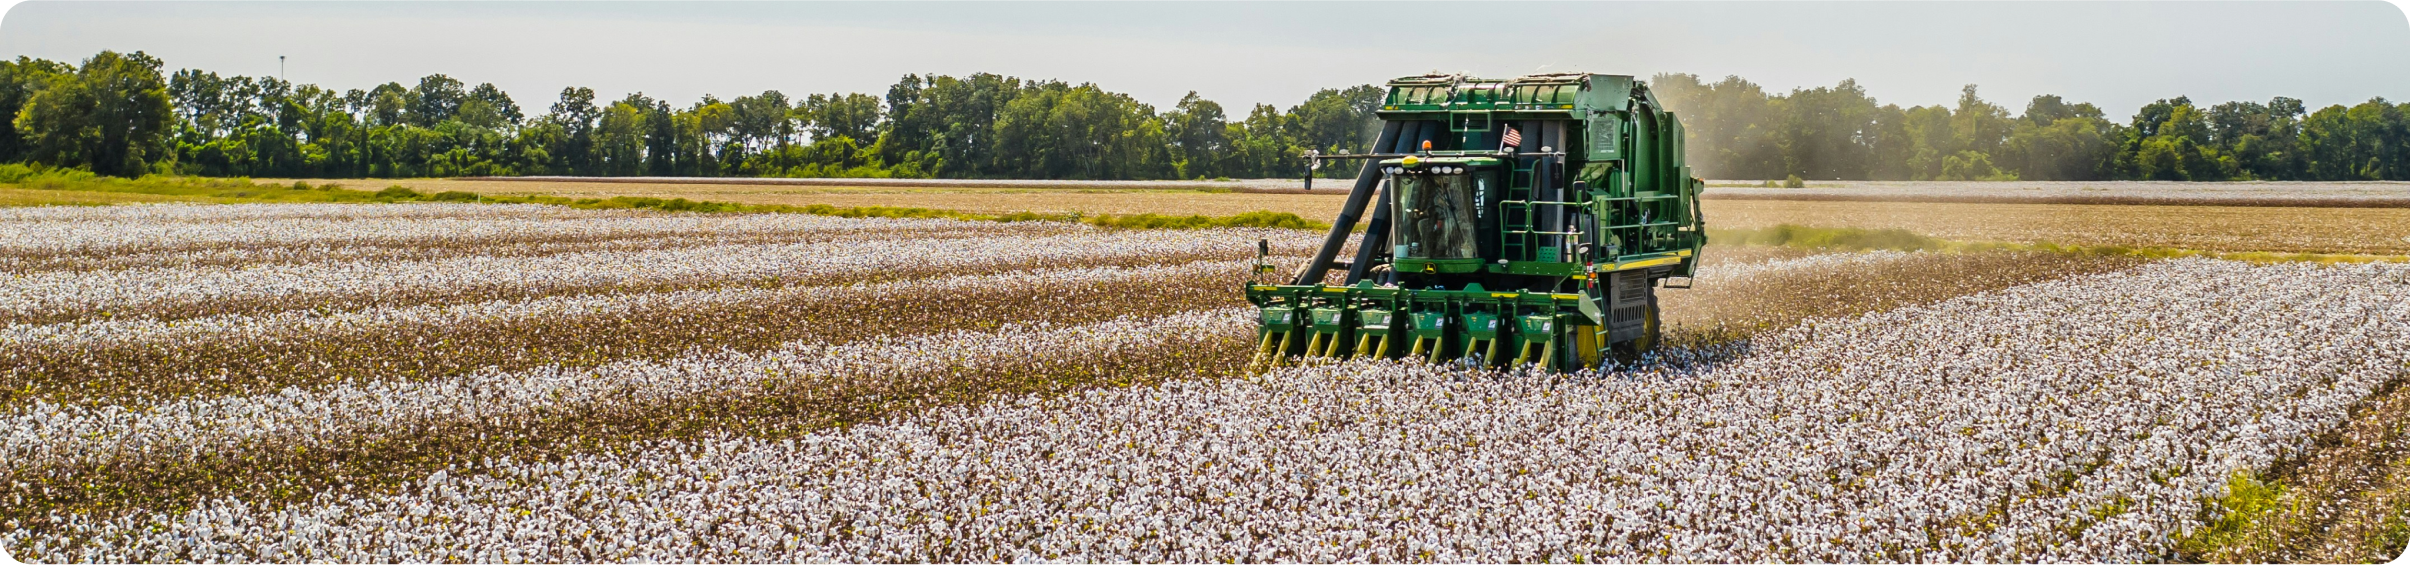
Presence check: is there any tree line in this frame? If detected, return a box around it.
[1651,74,2409,181]
[2,50,2402,182]
[0,50,1385,180]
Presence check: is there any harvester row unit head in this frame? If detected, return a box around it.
[1247,72,1708,372]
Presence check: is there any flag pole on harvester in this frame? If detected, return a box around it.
[1500,125,1522,152]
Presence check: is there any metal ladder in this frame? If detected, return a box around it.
[1499,159,1586,263]
[1499,160,1534,262]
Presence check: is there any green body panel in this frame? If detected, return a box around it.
[1514,313,1566,354]
[1392,258,1486,274]
[1249,71,1708,371]
[1461,311,1503,339]
[1258,306,1300,331]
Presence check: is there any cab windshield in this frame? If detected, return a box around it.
[1393,172,1478,259]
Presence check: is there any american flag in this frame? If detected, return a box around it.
[1500,126,1522,149]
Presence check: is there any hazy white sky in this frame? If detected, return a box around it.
[1,1,2405,119]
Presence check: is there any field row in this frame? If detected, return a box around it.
[0,203,1086,273]
[0,227,1317,326]
[1,260,1251,404]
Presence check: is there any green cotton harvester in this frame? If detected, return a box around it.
[1246,72,1707,371]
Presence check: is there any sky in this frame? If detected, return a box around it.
[1,1,2405,120]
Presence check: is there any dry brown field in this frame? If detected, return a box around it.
[1709,199,2410,256]
[1705,179,2410,207]
[283,178,2410,256]
[293,177,1353,218]
[0,187,214,207]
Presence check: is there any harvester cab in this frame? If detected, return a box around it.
[1246,72,1708,372]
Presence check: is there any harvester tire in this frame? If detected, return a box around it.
[1613,298,1662,361]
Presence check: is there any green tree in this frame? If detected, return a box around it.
[1222,103,1292,179]
[1285,85,1384,177]
[1997,95,2117,180]
[546,87,600,174]
[2001,116,2117,180]
[1937,150,2007,180]
[727,90,793,167]
[0,57,69,162]
[1775,79,1881,180]
[877,73,1020,178]
[1898,105,1955,180]
[1950,85,2012,159]
[2205,97,2304,179]
[2019,94,2101,127]
[642,100,679,176]
[362,83,408,126]
[167,70,249,142]
[2299,98,2410,181]
[801,92,881,145]
[457,82,521,129]
[1163,91,1228,179]
[16,51,175,176]
[595,94,652,176]
[1862,103,1916,180]
[2124,99,2237,181]
[406,74,467,126]
[1651,73,1782,179]
[989,81,1168,179]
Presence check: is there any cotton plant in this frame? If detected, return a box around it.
[11,259,2408,562]
[8,203,2407,563]
[0,220,1313,325]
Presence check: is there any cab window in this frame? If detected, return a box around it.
[1394,172,1478,259]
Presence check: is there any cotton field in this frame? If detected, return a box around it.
[3,203,2407,563]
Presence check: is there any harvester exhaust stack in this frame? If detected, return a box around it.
[1247,72,1708,372]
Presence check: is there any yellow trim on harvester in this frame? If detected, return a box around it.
[1610,256,1682,270]
[1610,249,1694,271]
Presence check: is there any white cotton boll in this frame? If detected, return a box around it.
[0,208,1313,323]
[11,205,2410,562]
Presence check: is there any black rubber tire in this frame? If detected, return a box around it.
[1611,296,1662,362]
[1635,299,1661,353]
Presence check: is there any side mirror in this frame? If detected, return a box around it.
[1253,239,1276,277]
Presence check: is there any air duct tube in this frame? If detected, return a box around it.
[1345,176,1394,284]
[1293,120,1405,285]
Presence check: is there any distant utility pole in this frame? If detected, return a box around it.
[279,56,286,82]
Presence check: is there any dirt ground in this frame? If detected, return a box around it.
[270,178,2410,256]
[1709,199,2410,256]
[288,177,1355,218]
